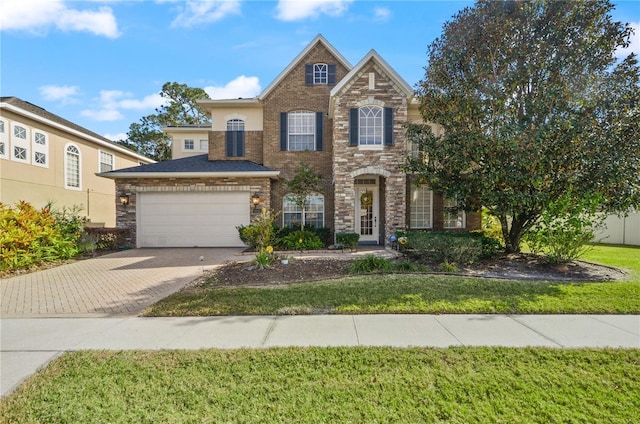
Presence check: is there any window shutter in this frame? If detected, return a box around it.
[225,131,233,156]
[349,108,359,146]
[328,64,336,85]
[315,112,324,151]
[280,112,288,151]
[237,131,245,157]
[305,64,313,85]
[384,107,394,146]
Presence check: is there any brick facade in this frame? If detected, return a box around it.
[109,35,481,248]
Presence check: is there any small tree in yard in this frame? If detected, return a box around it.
[406,0,640,253]
[284,162,324,228]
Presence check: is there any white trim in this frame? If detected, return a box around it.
[0,117,8,159]
[258,34,352,100]
[10,122,29,164]
[32,130,49,168]
[97,171,280,179]
[0,102,154,164]
[64,142,82,191]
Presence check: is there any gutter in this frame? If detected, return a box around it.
[97,171,280,179]
[1,102,155,164]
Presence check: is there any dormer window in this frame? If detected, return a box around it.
[305,63,337,86]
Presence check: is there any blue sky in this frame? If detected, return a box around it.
[2,0,639,142]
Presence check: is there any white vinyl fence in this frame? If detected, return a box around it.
[594,211,640,246]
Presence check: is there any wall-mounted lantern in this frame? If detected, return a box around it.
[251,192,261,209]
[119,193,130,207]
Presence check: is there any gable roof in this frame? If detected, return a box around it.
[98,154,279,179]
[258,34,352,100]
[329,49,414,112]
[0,96,154,164]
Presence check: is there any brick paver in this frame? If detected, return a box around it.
[1,248,242,317]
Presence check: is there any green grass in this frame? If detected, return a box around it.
[2,347,638,423]
[144,245,640,316]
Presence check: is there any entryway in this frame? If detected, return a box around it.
[355,176,379,244]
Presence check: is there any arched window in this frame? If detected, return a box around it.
[359,106,383,146]
[226,119,245,157]
[283,193,325,228]
[65,144,81,189]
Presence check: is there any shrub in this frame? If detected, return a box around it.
[83,227,132,250]
[276,225,332,248]
[336,232,359,250]
[405,231,482,265]
[279,230,323,251]
[348,255,392,274]
[0,201,82,271]
[523,192,605,264]
[254,245,276,269]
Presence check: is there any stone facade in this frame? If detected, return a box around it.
[109,35,481,248]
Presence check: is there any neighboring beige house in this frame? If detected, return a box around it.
[0,97,154,227]
[101,35,480,248]
[167,125,211,159]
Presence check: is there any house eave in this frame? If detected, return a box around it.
[97,171,280,179]
[0,101,155,164]
[197,98,262,111]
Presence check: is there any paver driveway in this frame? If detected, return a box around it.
[1,248,242,317]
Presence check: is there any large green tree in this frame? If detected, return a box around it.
[406,0,640,252]
[120,82,211,161]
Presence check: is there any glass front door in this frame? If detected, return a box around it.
[356,186,378,243]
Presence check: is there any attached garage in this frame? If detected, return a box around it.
[97,154,279,249]
[137,191,249,248]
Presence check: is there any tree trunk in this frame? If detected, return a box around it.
[499,214,533,253]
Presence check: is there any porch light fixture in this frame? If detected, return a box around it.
[251,192,261,209]
[119,193,130,207]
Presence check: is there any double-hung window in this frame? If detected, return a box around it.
[226,119,245,157]
[410,185,433,229]
[99,151,114,172]
[184,139,194,150]
[443,197,466,229]
[288,111,315,151]
[283,194,325,228]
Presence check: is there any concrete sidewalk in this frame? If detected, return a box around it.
[2,314,638,397]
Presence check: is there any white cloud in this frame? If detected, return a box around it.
[103,132,128,142]
[80,108,124,121]
[170,0,241,28]
[373,7,391,22]
[39,84,80,104]
[81,90,168,122]
[275,0,353,21]
[617,22,640,58]
[0,0,120,38]
[204,75,261,99]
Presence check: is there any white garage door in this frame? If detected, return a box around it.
[138,192,250,247]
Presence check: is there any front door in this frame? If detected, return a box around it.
[355,185,379,244]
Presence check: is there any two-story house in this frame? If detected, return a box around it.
[0,97,154,227]
[100,35,480,248]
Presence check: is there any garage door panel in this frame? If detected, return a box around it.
[138,192,250,247]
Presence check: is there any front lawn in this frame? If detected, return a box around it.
[144,245,640,316]
[1,347,638,423]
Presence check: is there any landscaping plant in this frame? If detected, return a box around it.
[0,201,83,271]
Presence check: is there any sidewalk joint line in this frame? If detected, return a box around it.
[508,316,563,347]
[591,316,640,337]
[260,316,278,346]
[351,316,360,345]
[433,316,465,346]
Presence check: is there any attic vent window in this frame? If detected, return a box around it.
[314,64,327,84]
